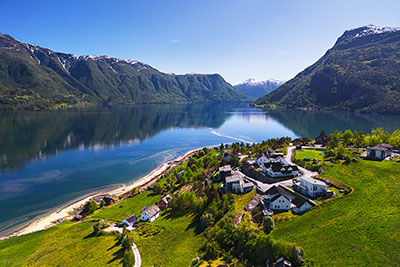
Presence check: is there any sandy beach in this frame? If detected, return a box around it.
[0,147,200,240]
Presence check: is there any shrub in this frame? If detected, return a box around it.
[82,200,98,215]
[263,216,275,234]
[200,212,215,228]
[93,219,110,234]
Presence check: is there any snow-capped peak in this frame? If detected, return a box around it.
[237,78,285,87]
[346,25,400,39]
[82,55,139,65]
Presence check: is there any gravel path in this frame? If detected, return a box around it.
[104,226,141,267]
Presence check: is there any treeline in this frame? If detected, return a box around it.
[326,128,400,148]
[203,218,304,266]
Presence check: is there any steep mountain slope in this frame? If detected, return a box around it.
[254,25,400,114]
[0,34,249,110]
[235,78,285,98]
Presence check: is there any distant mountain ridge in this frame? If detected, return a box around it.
[254,25,400,114]
[0,33,250,110]
[235,78,285,98]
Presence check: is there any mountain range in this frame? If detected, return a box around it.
[0,34,250,110]
[234,78,285,98]
[254,25,400,114]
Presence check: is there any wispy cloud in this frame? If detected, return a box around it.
[170,39,180,43]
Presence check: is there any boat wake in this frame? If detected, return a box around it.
[210,130,253,144]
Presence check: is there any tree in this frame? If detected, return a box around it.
[200,212,215,228]
[290,245,305,267]
[122,250,134,267]
[389,130,400,148]
[152,182,164,194]
[263,216,275,234]
[342,129,354,146]
[230,157,240,168]
[82,200,98,215]
[93,219,110,235]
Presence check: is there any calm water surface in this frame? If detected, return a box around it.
[1,103,400,235]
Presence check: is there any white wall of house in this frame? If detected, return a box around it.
[140,211,151,221]
[256,155,269,167]
[299,178,327,197]
[292,202,312,213]
[149,212,160,222]
[122,219,133,227]
[270,195,291,210]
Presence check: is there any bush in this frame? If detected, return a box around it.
[263,216,275,234]
[82,200,98,215]
[93,219,110,234]
[200,212,215,228]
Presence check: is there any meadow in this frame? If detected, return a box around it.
[0,221,121,266]
[272,159,400,266]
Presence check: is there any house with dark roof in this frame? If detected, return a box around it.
[158,194,172,210]
[102,196,116,206]
[140,204,161,222]
[367,143,393,160]
[266,256,292,267]
[122,214,138,227]
[262,185,315,213]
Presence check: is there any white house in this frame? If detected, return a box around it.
[224,171,254,194]
[296,176,328,198]
[367,143,393,160]
[263,185,315,213]
[256,154,270,167]
[270,194,291,210]
[291,197,315,214]
[140,204,160,222]
[122,214,137,227]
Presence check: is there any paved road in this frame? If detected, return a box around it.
[104,226,141,267]
[286,146,319,178]
[246,146,319,192]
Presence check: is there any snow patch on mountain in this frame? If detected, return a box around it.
[236,78,285,87]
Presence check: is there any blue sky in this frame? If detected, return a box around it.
[1,0,399,84]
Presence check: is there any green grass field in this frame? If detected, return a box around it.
[295,149,324,161]
[131,213,206,266]
[272,160,400,266]
[90,190,161,222]
[0,221,121,267]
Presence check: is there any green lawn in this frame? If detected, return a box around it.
[90,190,161,222]
[271,160,400,266]
[0,221,121,267]
[131,213,206,266]
[295,149,324,161]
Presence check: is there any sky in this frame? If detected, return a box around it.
[0,0,399,84]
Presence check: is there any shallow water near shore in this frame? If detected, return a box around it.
[1,102,400,236]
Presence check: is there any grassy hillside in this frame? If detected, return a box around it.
[272,159,400,266]
[0,221,121,266]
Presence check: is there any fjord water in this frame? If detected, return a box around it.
[1,103,400,236]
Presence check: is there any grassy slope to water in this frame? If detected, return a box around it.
[132,213,206,266]
[272,160,400,266]
[0,221,121,267]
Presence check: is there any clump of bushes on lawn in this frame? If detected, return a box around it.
[93,219,110,235]
[263,216,275,234]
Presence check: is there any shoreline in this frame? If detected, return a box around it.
[0,147,201,240]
